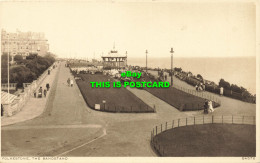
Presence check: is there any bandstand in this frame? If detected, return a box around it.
[102,46,127,69]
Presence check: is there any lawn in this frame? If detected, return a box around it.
[132,73,220,111]
[152,124,256,157]
[75,73,154,113]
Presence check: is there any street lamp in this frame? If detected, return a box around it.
[125,51,127,67]
[145,49,148,73]
[7,34,10,109]
[170,47,174,86]
[102,100,106,110]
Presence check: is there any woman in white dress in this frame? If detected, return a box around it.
[70,79,74,87]
[208,100,214,113]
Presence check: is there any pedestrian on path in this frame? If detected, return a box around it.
[38,87,43,98]
[46,83,50,91]
[208,100,214,113]
[67,78,70,86]
[34,90,37,98]
[44,89,47,97]
[70,79,74,87]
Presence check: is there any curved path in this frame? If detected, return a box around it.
[1,62,256,156]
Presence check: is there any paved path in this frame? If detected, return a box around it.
[1,63,60,126]
[1,62,104,156]
[148,70,256,116]
[1,62,256,156]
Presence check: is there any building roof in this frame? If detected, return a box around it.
[102,52,127,58]
[1,91,17,104]
[102,46,127,58]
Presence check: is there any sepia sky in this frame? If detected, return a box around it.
[0,1,256,59]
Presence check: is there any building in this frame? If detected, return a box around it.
[1,29,49,59]
[101,45,127,69]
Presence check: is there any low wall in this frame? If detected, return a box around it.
[1,83,17,91]
[2,62,56,117]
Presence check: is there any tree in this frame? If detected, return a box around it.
[197,74,203,80]
[231,84,242,93]
[174,67,182,72]
[14,54,23,63]
[26,53,38,60]
[219,78,231,89]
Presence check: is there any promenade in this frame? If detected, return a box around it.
[1,61,256,156]
[1,63,60,126]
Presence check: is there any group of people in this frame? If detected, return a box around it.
[34,83,50,98]
[195,82,205,91]
[67,78,74,87]
[204,99,214,114]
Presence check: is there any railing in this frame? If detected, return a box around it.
[150,115,256,156]
[2,62,57,117]
[173,85,221,105]
[94,104,156,113]
[1,83,17,91]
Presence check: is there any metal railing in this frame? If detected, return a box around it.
[173,85,221,105]
[150,115,256,156]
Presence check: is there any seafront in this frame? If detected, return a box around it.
[1,61,256,156]
[1,63,60,126]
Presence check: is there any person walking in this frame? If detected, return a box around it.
[70,79,74,87]
[33,90,37,98]
[208,100,214,113]
[38,87,43,98]
[44,89,47,97]
[46,83,50,91]
[67,78,70,86]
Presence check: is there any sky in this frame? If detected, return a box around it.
[0,1,256,59]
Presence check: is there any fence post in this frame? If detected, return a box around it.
[162,147,164,156]
[178,119,180,127]
[186,118,187,126]
[165,122,167,130]
[212,115,214,124]
[156,126,157,135]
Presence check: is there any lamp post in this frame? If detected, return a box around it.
[170,47,174,86]
[102,100,106,110]
[7,34,10,108]
[125,51,127,67]
[145,50,148,73]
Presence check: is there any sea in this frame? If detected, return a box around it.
[127,57,256,95]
